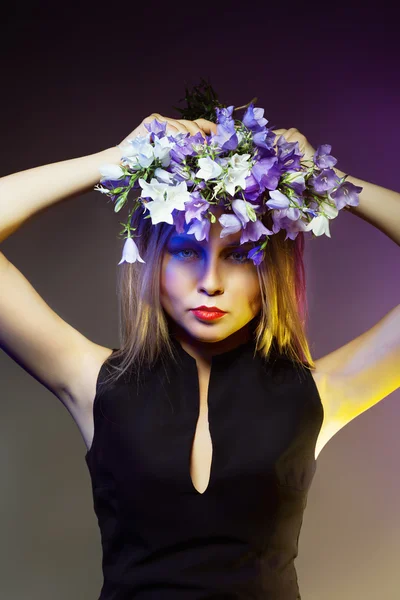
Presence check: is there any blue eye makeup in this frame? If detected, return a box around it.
[168,245,252,263]
[166,235,255,264]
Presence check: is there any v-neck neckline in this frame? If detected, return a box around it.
[169,335,257,496]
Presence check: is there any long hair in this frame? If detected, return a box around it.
[99,206,316,390]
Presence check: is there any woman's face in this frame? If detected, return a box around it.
[160,207,262,356]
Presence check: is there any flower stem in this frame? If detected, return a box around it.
[233,97,258,112]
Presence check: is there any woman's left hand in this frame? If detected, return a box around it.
[272,127,317,164]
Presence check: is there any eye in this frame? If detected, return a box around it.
[171,248,197,260]
[229,251,250,263]
[169,248,197,260]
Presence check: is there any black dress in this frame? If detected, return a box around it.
[85,335,324,599]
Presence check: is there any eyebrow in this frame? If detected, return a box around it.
[169,235,254,248]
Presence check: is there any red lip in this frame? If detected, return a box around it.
[192,306,226,313]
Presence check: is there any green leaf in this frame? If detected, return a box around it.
[172,77,227,123]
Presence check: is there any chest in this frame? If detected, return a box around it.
[189,364,329,495]
[190,366,332,495]
[83,349,324,500]
[188,366,212,494]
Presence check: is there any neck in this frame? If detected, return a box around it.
[170,323,253,365]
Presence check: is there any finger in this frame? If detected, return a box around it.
[193,118,218,135]
[176,119,208,140]
[140,119,179,138]
[149,113,190,135]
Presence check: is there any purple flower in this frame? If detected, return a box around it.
[171,208,187,233]
[218,199,250,237]
[186,216,211,241]
[215,105,235,125]
[95,101,357,267]
[276,135,303,171]
[240,218,274,243]
[242,173,262,201]
[183,192,210,222]
[168,159,190,183]
[266,189,291,210]
[143,118,168,138]
[252,129,276,153]
[169,133,204,164]
[211,122,239,152]
[242,103,269,132]
[310,168,341,193]
[265,190,302,222]
[218,212,243,237]
[209,105,239,152]
[273,215,308,241]
[330,181,362,210]
[218,200,273,242]
[313,144,337,169]
[248,242,268,266]
[169,146,187,164]
[251,156,281,192]
[100,174,130,189]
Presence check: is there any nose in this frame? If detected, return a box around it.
[197,256,224,296]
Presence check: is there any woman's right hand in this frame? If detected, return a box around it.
[118,113,217,147]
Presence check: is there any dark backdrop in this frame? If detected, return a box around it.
[0,2,399,598]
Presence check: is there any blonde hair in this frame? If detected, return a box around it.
[100,208,316,390]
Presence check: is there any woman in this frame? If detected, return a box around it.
[0,111,399,599]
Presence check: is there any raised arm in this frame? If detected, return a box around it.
[0,145,123,245]
[0,113,216,409]
[0,144,123,409]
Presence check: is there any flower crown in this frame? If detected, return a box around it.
[95,80,362,267]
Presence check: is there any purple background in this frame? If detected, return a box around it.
[0,3,399,599]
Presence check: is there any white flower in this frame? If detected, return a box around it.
[228,153,251,170]
[98,163,125,182]
[195,156,223,181]
[121,135,156,169]
[123,155,142,171]
[236,130,245,144]
[138,177,169,202]
[211,179,226,198]
[136,140,157,169]
[122,133,151,157]
[118,141,139,157]
[154,167,176,185]
[118,237,145,264]
[320,199,339,219]
[144,181,192,225]
[306,198,339,236]
[93,184,111,194]
[152,135,174,167]
[122,135,174,170]
[303,214,331,237]
[167,181,191,210]
[284,171,306,186]
[220,153,252,196]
